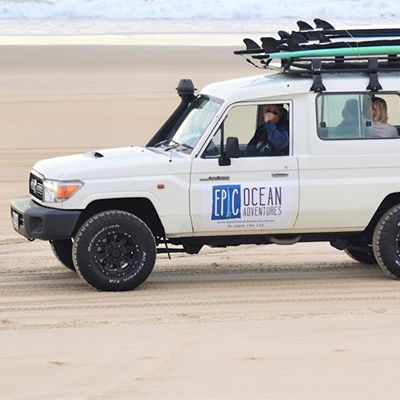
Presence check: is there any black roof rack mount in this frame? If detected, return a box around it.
[234,19,400,92]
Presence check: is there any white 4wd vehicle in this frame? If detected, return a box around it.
[10,25,400,291]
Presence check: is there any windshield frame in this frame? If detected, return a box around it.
[152,94,223,155]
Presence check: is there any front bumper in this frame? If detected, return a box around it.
[10,197,81,240]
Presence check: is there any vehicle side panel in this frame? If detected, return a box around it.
[294,93,400,231]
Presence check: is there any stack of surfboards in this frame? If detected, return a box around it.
[234,19,400,72]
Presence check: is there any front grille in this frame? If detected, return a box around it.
[29,173,44,201]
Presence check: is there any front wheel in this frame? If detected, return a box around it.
[373,204,400,278]
[72,210,157,291]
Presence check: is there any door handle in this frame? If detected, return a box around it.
[271,172,289,178]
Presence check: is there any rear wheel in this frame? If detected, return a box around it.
[373,204,400,278]
[344,246,377,265]
[72,210,157,291]
[50,239,75,271]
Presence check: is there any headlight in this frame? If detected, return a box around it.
[43,179,83,202]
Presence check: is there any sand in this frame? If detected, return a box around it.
[1,44,400,400]
[0,44,253,240]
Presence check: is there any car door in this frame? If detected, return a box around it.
[190,101,299,235]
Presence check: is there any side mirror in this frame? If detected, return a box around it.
[225,137,240,158]
[218,136,239,166]
[218,152,231,166]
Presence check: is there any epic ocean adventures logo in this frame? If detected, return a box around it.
[212,185,241,220]
[211,184,283,221]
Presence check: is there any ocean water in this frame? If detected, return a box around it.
[0,0,398,35]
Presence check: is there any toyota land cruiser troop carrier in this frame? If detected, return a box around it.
[11,20,400,291]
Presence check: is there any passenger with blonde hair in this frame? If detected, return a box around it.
[372,97,398,138]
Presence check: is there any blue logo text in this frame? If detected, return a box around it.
[212,185,241,220]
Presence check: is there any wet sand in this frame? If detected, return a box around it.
[1,45,400,400]
[2,240,400,400]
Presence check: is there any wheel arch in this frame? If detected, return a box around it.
[73,197,165,239]
[364,192,400,240]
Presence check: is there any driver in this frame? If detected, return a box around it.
[247,104,289,156]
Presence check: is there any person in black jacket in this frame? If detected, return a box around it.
[247,104,289,156]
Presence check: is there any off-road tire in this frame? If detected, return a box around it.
[344,247,377,265]
[50,239,75,271]
[373,204,400,279]
[72,210,156,291]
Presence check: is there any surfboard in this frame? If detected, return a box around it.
[296,19,400,38]
[280,20,400,50]
[266,45,400,60]
[236,34,400,58]
[234,20,400,72]
[260,37,400,53]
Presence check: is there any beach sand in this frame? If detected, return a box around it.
[0,44,253,240]
[2,44,400,400]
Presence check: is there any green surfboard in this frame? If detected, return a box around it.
[267,45,400,60]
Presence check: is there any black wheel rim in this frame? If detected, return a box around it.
[90,230,140,278]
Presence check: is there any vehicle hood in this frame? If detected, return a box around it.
[32,146,185,180]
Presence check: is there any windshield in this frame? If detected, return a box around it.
[155,95,222,154]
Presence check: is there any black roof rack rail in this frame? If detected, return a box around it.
[367,58,383,92]
[310,60,326,92]
[280,55,400,92]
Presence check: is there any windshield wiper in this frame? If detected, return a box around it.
[165,142,194,151]
[153,139,176,148]
[153,139,194,151]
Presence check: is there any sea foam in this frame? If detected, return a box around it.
[0,0,398,21]
[0,0,398,35]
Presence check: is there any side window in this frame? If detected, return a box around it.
[379,94,400,129]
[317,93,400,140]
[203,103,290,158]
[224,105,258,144]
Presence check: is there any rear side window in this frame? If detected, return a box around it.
[317,93,400,140]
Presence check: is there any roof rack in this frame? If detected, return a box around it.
[234,19,400,93]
